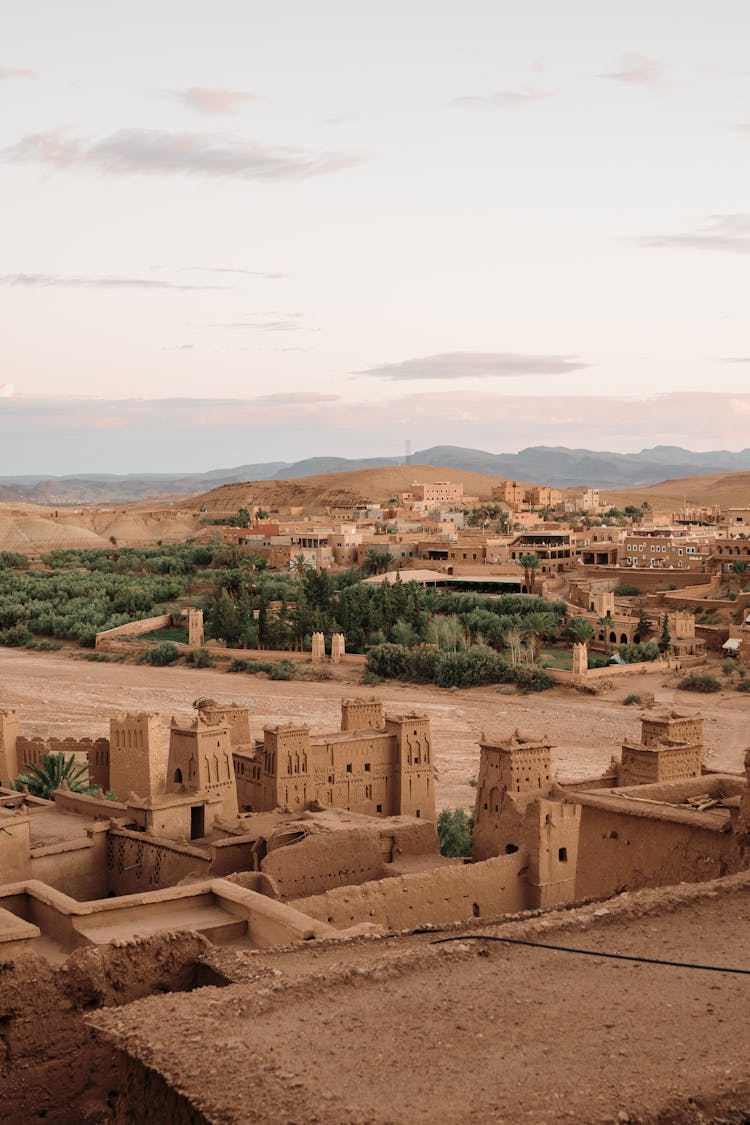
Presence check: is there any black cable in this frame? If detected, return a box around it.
[429,934,750,975]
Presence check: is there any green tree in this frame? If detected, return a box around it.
[659,613,671,653]
[563,617,595,646]
[598,614,615,655]
[517,553,541,596]
[437,808,474,857]
[521,611,557,663]
[12,752,98,799]
[730,560,749,592]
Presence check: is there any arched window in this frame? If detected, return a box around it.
[174,768,183,784]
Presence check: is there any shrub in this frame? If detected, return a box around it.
[0,624,33,647]
[618,641,660,664]
[84,652,110,661]
[721,658,736,676]
[27,638,63,651]
[735,679,750,692]
[678,673,721,693]
[623,693,641,705]
[0,551,30,570]
[437,808,473,858]
[270,659,296,680]
[186,647,214,669]
[614,583,640,596]
[142,642,180,666]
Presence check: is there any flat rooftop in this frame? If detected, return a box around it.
[90,872,750,1124]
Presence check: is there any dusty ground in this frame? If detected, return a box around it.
[2,649,748,810]
[90,874,750,1125]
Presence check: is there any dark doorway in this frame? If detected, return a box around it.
[190,805,205,840]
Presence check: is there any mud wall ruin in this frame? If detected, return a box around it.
[295,851,528,930]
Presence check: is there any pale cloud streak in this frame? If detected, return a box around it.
[0,68,36,80]
[635,214,750,254]
[597,53,666,86]
[0,272,231,291]
[449,87,552,109]
[357,351,589,380]
[176,86,259,114]
[3,128,366,181]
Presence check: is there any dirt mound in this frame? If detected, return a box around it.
[186,464,535,514]
[0,502,204,553]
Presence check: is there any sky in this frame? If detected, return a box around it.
[1,0,749,474]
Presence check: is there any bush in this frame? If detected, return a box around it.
[721,658,736,676]
[614,583,640,596]
[0,551,30,570]
[27,638,63,651]
[227,658,274,675]
[84,652,110,661]
[678,673,721,693]
[437,808,473,858]
[270,659,296,680]
[735,679,750,692]
[185,647,214,669]
[142,642,180,666]
[623,693,641,705]
[0,624,33,647]
[618,641,660,664]
[366,642,553,691]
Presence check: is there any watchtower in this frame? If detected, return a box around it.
[340,698,384,732]
[0,709,20,786]
[109,712,165,800]
[384,713,434,820]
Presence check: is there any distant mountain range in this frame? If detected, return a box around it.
[3,444,750,504]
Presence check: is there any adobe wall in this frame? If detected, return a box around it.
[30,828,109,901]
[16,735,107,774]
[294,851,528,930]
[0,815,31,882]
[262,829,386,899]
[95,613,173,648]
[106,829,212,895]
[573,804,740,900]
[53,787,127,819]
[579,566,710,592]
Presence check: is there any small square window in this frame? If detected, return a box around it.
[364,762,371,772]
[346,763,352,773]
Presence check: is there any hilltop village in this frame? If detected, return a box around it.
[2,466,750,1122]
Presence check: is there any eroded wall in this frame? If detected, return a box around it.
[295,851,528,930]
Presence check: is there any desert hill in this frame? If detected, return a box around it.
[186,464,528,515]
[0,502,203,554]
[605,471,750,510]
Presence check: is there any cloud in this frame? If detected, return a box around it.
[0,68,35,80]
[736,121,750,135]
[3,128,365,181]
[0,384,14,397]
[0,272,230,291]
[175,86,259,114]
[161,344,195,351]
[598,52,666,86]
[634,214,750,254]
[356,351,589,381]
[177,266,288,279]
[721,356,750,363]
[449,87,553,110]
[255,392,339,404]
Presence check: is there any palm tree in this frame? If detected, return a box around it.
[730,560,749,593]
[598,614,615,654]
[290,553,310,577]
[11,752,98,799]
[522,611,557,663]
[517,553,541,596]
[564,617,595,646]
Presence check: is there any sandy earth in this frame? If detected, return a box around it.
[90,876,750,1124]
[2,649,748,809]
